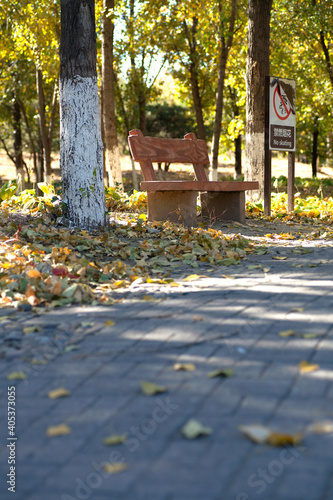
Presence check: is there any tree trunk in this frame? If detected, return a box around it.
[19,99,38,183]
[102,0,123,189]
[210,0,237,179]
[235,134,242,177]
[60,0,106,229]
[312,116,319,177]
[244,0,273,200]
[184,18,206,141]
[13,96,25,191]
[36,68,52,183]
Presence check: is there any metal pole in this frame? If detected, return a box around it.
[264,76,271,216]
[288,151,295,212]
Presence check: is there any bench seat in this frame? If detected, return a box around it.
[128,129,259,226]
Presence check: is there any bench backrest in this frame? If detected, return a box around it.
[128,129,209,182]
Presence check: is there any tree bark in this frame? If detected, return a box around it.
[60,0,106,229]
[36,68,52,183]
[102,0,123,189]
[184,18,206,141]
[312,116,319,177]
[244,0,273,200]
[210,0,237,178]
[13,96,25,191]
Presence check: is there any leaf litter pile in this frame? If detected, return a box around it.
[0,208,253,310]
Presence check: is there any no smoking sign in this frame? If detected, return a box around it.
[269,77,296,151]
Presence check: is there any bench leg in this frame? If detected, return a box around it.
[200,191,245,223]
[147,191,198,227]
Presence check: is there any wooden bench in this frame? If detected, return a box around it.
[128,129,259,226]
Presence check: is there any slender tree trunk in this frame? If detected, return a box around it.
[184,18,206,141]
[210,0,237,179]
[60,0,106,229]
[235,135,242,177]
[13,96,25,191]
[36,68,52,183]
[312,116,319,177]
[19,99,38,182]
[244,0,273,200]
[102,0,123,189]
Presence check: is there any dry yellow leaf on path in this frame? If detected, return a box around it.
[183,274,206,282]
[46,423,71,437]
[7,371,27,380]
[272,256,288,260]
[103,434,127,446]
[174,363,196,372]
[301,333,321,339]
[23,326,40,334]
[102,463,128,474]
[290,307,304,312]
[239,424,302,447]
[47,388,71,399]
[104,320,115,327]
[182,419,212,439]
[140,381,167,396]
[207,368,234,378]
[193,315,203,322]
[308,421,333,434]
[299,360,319,373]
[279,330,296,338]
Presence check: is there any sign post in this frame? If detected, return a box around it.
[264,77,296,216]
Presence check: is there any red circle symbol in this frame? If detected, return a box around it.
[273,86,292,121]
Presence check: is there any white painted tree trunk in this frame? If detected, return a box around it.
[60,75,106,229]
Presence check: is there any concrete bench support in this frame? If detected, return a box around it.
[201,191,246,223]
[148,190,197,227]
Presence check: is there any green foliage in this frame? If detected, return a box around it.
[0,180,17,202]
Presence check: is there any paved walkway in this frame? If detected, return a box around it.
[1,230,333,500]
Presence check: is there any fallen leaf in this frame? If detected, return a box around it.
[104,320,115,327]
[140,381,167,396]
[248,265,262,270]
[103,434,127,446]
[272,256,288,260]
[47,387,71,399]
[46,423,71,437]
[207,368,234,378]
[64,345,80,353]
[173,363,196,372]
[193,315,203,322]
[7,371,27,380]
[290,307,304,312]
[307,421,333,434]
[183,274,206,282]
[239,424,302,447]
[182,419,212,439]
[298,360,319,373]
[23,326,40,334]
[102,463,128,474]
[279,329,296,338]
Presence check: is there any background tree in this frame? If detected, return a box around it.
[60,0,106,229]
[244,0,273,200]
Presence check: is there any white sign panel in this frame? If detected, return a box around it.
[269,77,296,152]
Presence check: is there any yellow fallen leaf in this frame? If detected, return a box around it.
[7,371,27,380]
[300,333,321,339]
[47,387,71,399]
[207,368,234,378]
[239,424,302,447]
[193,315,203,322]
[173,363,196,372]
[308,421,333,434]
[248,265,262,270]
[298,360,319,373]
[263,267,271,273]
[279,329,296,338]
[272,256,288,260]
[104,320,115,327]
[102,463,128,474]
[290,307,304,312]
[140,381,167,396]
[103,434,127,446]
[183,274,206,282]
[266,431,303,447]
[46,423,71,437]
[23,326,40,334]
[182,419,212,439]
